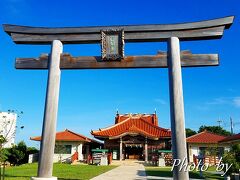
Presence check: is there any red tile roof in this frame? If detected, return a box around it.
[219,133,240,143]
[186,131,226,144]
[91,114,171,139]
[31,129,95,142]
[115,113,158,126]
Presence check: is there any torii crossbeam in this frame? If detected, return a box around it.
[15,51,218,69]
[3,16,234,180]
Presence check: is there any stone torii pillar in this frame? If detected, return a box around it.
[32,40,63,180]
[168,37,188,179]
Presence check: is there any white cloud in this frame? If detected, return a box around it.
[206,97,229,105]
[227,88,236,93]
[233,97,240,107]
[206,96,240,108]
[154,98,167,105]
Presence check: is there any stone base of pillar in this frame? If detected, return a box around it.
[31,177,57,180]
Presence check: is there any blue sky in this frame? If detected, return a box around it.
[0,0,239,147]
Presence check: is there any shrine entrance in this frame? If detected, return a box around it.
[3,16,234,180]
[121,135,145,160]
[125,145,143,160]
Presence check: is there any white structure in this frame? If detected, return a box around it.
[53,141,84,163]
[187,131,230,164]
[30,129,102,163]
[0,112,17,148]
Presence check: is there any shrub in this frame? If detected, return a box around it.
[222,144,240,175]
[5,141,39,166]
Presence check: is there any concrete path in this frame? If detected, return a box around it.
[91,160,203,180]
[90,164,147,180]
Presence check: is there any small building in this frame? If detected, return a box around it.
[91,113,171,162]
[187,130,230,164]
[31,129,102,163]
[219,133,240,145]
[0,112,17,148]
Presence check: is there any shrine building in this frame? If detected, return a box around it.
[91,112,171,162]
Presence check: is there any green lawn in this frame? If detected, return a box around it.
[145,166,224,180]
[3,163,117,180]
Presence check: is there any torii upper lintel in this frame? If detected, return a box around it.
[3,16,234,44]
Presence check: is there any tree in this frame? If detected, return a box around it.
[6,141,26,165]
[0,110,24,162]
[0,110,23,147]
[16,141,27,165]
[198,125,231,136]
[222,144,240,176]
[0,135,6,145]
[0,110,24,179]
[185,128,197,137]
[0,135,7,163]
[5,141,39,165]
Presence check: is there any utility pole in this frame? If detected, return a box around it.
[217,118,222,127]
[230,117,233,135]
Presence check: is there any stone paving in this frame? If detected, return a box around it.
[91,164,146,180]
[91,160,203,180]
[91,161,147,180]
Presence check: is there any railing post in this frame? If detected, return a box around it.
[32,40,63,180]
[145,137,148,162]
[119,137,122,161]
[167,37,189,180]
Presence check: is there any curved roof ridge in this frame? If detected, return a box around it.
[127,124,141,132]
[30,136,40,141]
[93,117,131,132]
[91,115,171,139]
[127,124,154,136]
[138,117,169,132]
[186,130,226,144]
[187,130,226,140]
[219,133,240,142]
[65,129,91,142]
[204,130,227,137]
[31,129,93,142]
[30,129,69,141]
[186,130,206,140]
[110,126,158,139]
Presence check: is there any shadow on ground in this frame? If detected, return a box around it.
[4,175,84,180]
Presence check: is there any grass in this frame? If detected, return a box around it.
[2,163,226,180]
[3,163,117,180]
[145,166,225,180]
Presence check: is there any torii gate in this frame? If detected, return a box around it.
[3,16,234,180]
